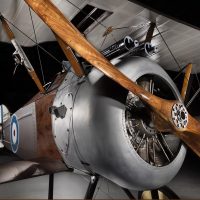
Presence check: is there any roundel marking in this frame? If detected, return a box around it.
[10,114,19,153]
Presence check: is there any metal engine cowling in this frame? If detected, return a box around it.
[51,56,186,190]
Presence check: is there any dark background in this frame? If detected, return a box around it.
[0,41,64,113]
[0,40,200,192]
[129,0,200,30]
[1,0,200,114]
[0,41,200,115]
[1,0,200,176]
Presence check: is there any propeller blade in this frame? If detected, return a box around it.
[177,114,200,157]
[25,0,200,157]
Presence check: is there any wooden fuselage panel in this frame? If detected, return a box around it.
[31,72,66,160]
[3,72,66,161]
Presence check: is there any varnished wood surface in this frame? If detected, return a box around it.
[55,34,85,77]
[29,71,45,93]
[35,91,61,160]
[0,15,45,94]
[181,63,192,100]
[25,0,200,157]
[27,72,66,104]
[24,0,166,112]
[28,73,66,160]
[0,15,15,40]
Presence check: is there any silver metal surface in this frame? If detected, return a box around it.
[3,102,37,159]
[1,0,200,73]
[11,39,33,72]
[101,35,139,60]
[52,56,186,190]
[52,72,85,170]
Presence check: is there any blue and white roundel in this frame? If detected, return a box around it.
[10,114,19,153]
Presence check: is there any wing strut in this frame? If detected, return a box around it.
[181,63,192,101]
[54,34,85,77]
[0,14,45,93]
[144,22,156,43]
[24,0,200,157]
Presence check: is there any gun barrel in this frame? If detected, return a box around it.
[101,36,139,60]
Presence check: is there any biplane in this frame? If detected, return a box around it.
[0,0,200,199]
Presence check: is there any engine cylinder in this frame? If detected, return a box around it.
[52,57,186,190]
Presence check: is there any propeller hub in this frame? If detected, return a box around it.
[172,103,188,129]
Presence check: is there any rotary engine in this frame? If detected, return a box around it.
[2,56,186,189]
[51,56,186,190]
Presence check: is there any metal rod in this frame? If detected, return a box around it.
[155,135,170,162]
[131,130,140,143]
[145,22,156,43]
[136,134,145,152]
[152,136,156,166]
[84,175,99,199]
[0,14,45,93]
[186,86,200,108]
[48,174,54,200]
[122,188,136,199]
[146,137,149,163]
[160,133,174,157]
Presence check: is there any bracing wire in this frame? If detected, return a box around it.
[64,0,107,29]
[64,0,200,106]
[5,1,200,109]
[186,67,200,107]
[186,87,200,108]
[4,17,63,66]
[156,25,198,100]
[193,66,200,89]
[28,7,46,86]
[64,0,153,52]
[100,33,108,49]
[173,64,188,81]
[3,9,83,78]
[64,0,119,49]
[155,25,182,71]
[65,0,149,50]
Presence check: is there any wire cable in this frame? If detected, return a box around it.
[64,0,107,29]
[28,7,46,86]
[156,25,182,71]
[156,26,200,102]
[186,87,200,108]
[173,64,188,81]
[156,25,198,101]
[4,17,63,66]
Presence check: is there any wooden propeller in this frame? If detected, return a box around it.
[24,0,200,157]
